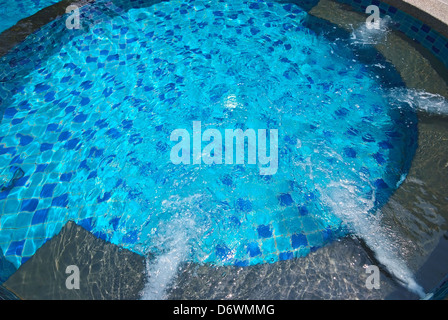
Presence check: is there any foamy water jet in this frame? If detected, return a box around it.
[350,15,392,46]
[140,195,208,300]
[321,181,426,298]
[389,88,448,116]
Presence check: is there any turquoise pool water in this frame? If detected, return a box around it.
[0,0,417,272]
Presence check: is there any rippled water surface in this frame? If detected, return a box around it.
[0,0,447,300]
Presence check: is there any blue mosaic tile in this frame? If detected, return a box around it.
[40,183,57,198]
[291,233,308,249]
[257,224,273,238]
[0,0,419,274]
[6,240,25,256]
[20,199,39,212]
[31,208,49,225]
[51,193,69,207]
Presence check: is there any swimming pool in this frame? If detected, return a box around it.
[0,0,447,300]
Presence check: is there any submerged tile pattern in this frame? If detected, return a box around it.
[0,0,419,281]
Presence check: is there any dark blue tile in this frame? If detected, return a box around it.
[344,147,357,158]
[374,179,389,190]
[421,24,431,33]
[93,231,108,241]
[278,193,294,206]
[34,83,50,93]
[11,118,24,125]
[426,35,435,43]
[31,208,49,225]
[64,138,81,150]
[10,155,23,165]
[16,133,33,146]
[107,54,119,61]
[0,190,10,200]
[322,227,333,242]
[79,160,89,170]
[110,217,120,230]
[106,128,121,139]
[247,242,261,257]
[86,56,97,63]
[73,113,88,123]
[6,240,25,256]
[291,233,308,249]
[40,183,57,198]
[279,251,293,261]
[40,143,53,152]
[78,217,94,232]
[20,198,39,212]
[95,119,108,129]
[257,224,273,238]
[65,106,76,114]
[236,198,252,212]
[44,91,55,102]
[51,193,69,207]
[234,259,249,267]
[58,131,72,142]
[4,108,18,118]
[14,175,29,187]
[87,170,97,180]
[46,123,59,132]
[35,163,48,173]
[122,229,138,244]
[21,256,30,264]
[298,206,309,216]
[379,141,393,149]
[373,152,386,165]
[215,244,231,261]
[97,192,111,203]
[88,147,104,158]
[60,172,73,182]
[0,145,16,156]
[80,97,90,106]
[221,175,233,186]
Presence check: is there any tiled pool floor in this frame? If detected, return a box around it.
[0,0,419,275]
[0,0,446,298]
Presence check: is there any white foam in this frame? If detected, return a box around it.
[140,230,190,300]
[321,180,426,298]
[389,88,448,116]
[140,194,210,300]
[350,15,392,46]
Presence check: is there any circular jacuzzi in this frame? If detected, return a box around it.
[0,0,447,300]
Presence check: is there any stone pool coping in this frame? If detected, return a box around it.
[0,0,94,57]
[2,221,146,300]
[383,0,448,38]
[0,0,448,56]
